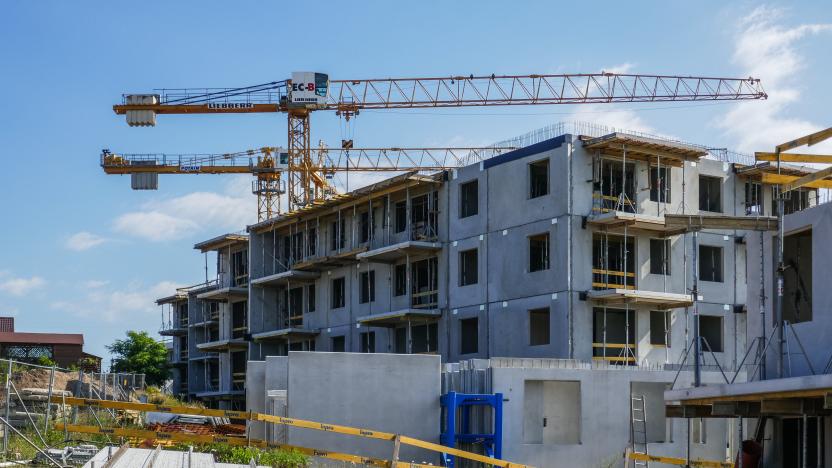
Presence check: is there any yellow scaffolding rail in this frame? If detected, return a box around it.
[626,450,733,467]
[53,396,531,468]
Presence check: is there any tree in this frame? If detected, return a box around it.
[107,331,169,386]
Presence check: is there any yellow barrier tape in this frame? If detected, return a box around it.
[628,451,734,467]
[54,396,530,468]
[55,423,436,468]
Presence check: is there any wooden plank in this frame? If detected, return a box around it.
[627,451,733,467]
[755,152,832,163]
[777,127,832,152]
[781,165,832,193]
[759,173,832,189]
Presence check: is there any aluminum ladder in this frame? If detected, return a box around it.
[631,394,649,467]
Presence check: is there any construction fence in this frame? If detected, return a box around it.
[0,359,145,462]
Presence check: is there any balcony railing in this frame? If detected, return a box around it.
[592,268,635,290]
[592,342,635,364]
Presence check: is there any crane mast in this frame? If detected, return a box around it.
[111,71,766,219]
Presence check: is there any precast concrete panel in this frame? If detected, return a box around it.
[286,352,440,463]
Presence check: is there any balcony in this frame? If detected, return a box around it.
[251,269,319,288]
[159,322,188,336]
[587,289,694,310]
[251,328,319,343]
[197,286,247,302]
[357,308,441,328]
[592,343,636,365]
[588,212,778,237]
[196,339,248,352]
[357,240,441,263]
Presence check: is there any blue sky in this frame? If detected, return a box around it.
[0,1,830,364]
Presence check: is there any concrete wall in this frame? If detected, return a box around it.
[249,352,440,463]
[747,201,832,378]
[246,360,266,439]
[491,364,731,468]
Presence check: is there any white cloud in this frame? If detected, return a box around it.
[84,280,109,289]
[563,105,658,135]
[51,280,181,323]
[716,6,832,153]
[66,231,108,251]
[112,175,255,242]
[602,63,635,74]
[0,272,46,296]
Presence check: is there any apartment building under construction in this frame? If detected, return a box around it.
[157,124,826,464]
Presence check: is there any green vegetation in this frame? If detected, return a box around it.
[142,386,205,408]
[3,428,111,462]
[170,443,308,467]
[107,331,170,386]
[35,356,57,367]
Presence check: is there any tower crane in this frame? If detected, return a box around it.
[111,71,766,220]
[101,145,514,219]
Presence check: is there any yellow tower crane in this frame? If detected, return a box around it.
[111,71,766,220]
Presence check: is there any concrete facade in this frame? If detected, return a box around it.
[445,358,734,468]
[247,352,441,464]
[245,132,758,374]
[157,125,827,466]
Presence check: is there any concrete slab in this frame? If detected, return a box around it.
[356,241,442,263]
[196,287,248,301]
[665,373,832,404]
[251,270,320,288]
[356,308,442,327]
[284,352,440,464]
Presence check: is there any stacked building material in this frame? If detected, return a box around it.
[6,387,71,428]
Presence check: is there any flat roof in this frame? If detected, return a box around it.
[193,233,248,253]
[0,332,84,346]
[248,171,441,234]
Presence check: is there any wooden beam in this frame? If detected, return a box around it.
[761,399,804,415]
[664,214,778,232]
[777,127,832,152]
[711,401,761,418]
[666,405,713,418]
[755,152,832,164]
[782,165,832,193]
[760,173,832,189]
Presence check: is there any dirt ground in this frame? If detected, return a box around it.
[11,368,77,392]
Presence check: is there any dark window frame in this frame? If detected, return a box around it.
[528,158,550,199]
[699,245,724,283]
[394,264,407,296]
[650,310,671,346]
[459,180,479,218]
[529,233,550,272]
[698,315,723,353]
[459,248,478,286]
[649,238,671,276]
[699,175,723,213]
[649,166,671,203]
[331,277,346,308]
[529,307,550,346]
[331,335,346,352]
[460,317,479,355]
[394,201,407,233]
[359,270,376,304]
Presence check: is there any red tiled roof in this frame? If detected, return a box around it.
[0,332,84,346]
